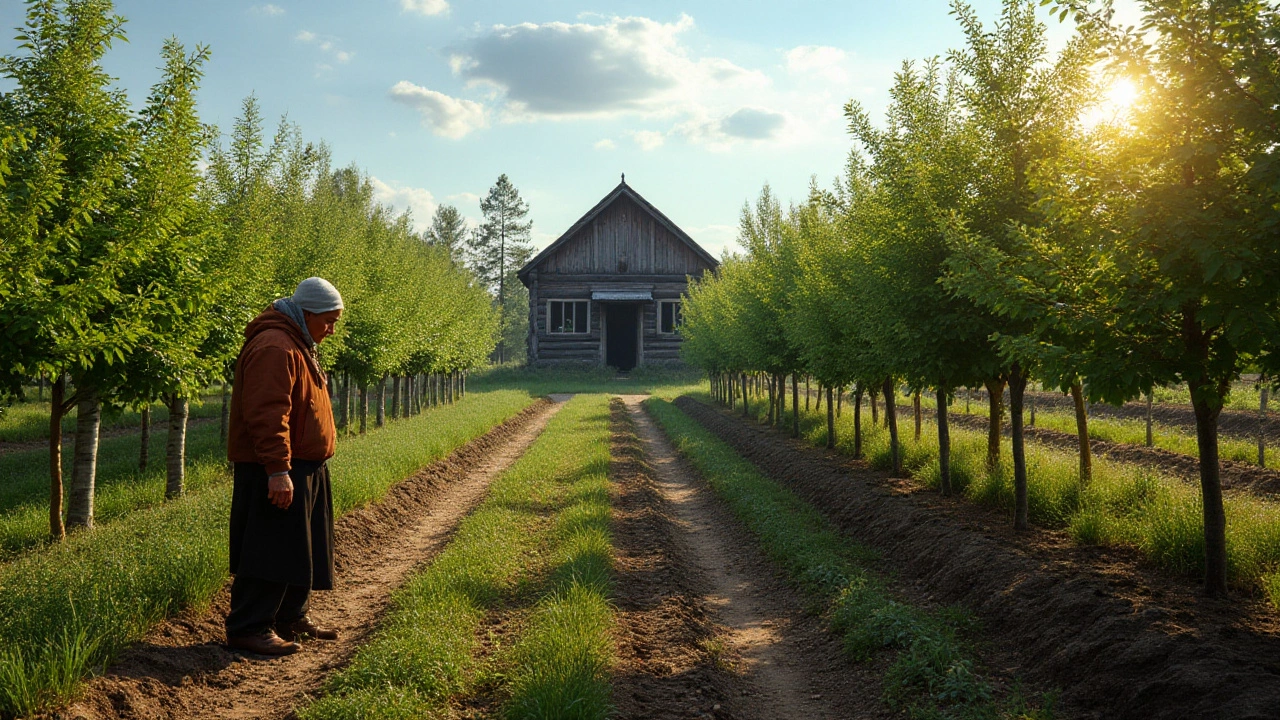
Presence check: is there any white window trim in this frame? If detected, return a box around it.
[547,299,591,335]
[657,299,682,335]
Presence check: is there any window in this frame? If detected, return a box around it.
[659,300,683,334]
[548,300,590,334]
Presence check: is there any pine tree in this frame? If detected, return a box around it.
[426,204,468,263]
[467,174,532,363]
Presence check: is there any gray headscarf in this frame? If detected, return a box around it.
[272,277,344,348]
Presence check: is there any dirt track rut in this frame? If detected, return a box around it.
[64,398,564,720]
[619,396,884,720]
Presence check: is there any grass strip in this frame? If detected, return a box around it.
[0,389,536,719]
[646,397,1054,719]
[726,391,1280,611]
[941,398,1276,470]
[299,394,614,720]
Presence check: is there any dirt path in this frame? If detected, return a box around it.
[617,396,885,720]
[63,398,566,720]
[677,396,1280,720]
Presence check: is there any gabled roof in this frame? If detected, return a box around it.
[517,179,719,281]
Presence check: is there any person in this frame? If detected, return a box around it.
[224,277,344,656]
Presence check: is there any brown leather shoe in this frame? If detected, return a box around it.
[276,616,338,642]
[226,629,301,656]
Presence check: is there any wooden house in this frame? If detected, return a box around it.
[516,178,718,369]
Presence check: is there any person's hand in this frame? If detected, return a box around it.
[268,472,294,509]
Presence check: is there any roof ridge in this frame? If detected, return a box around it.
[517,181,718,280]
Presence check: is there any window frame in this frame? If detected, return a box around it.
[657,299,683,335]
[546,299,591,335]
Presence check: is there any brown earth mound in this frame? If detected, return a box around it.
[676,396,1280,720]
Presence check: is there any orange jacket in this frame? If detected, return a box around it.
[227,308,337,474]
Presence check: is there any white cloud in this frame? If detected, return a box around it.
[594,138,616,151]
[389,81,488,139]
[630,130,665,151]
[449,15,765,119]
[786,45,849,83]
[251,4,284,17]
[370,177,437,232]
[296,31,353,70]
[401,0,449,16]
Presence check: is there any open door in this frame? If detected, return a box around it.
[604,304,639,370]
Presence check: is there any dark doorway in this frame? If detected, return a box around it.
[605,304,638,370]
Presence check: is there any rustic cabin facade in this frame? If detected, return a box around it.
[517,179,718,369]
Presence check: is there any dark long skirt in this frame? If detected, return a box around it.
[229,459,334,590]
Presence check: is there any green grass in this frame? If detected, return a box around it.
[468,364,704,399]
[0,421,232,560]
[645,398,1052,719]
[723,390,1280,610]
[0,389,537,718]
[300,394,614,720]
[0,390,225,443]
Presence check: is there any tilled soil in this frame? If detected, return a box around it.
[941,410,1280,497]
[676,396,1280,720]
[620,396,890,720]
[59,398,562,720]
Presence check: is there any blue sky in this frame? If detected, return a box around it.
[0,0,1136,257]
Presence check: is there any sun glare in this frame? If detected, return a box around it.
[1084,76,1140,128]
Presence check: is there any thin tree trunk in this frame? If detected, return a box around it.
[1152,389,1162,445]
[360,383,369,434]
[853,385,863,460]
[377,375,387,427]
[49,375,66,541]
[913,389,922,441]
[139,405,151,471]
[806,376,811,412]
[741,373,749,417]
[220,380,230,444]
[166,395,188,499]
[340,372,351,433]
[937,386,952,496]
[816,383,823,414]
[836,386,842,417]
[826,385,835,449]
[1192,381,1228,596]
[67,393,101,530]
[766,375,776,425]
[1071,382,1092,485]
[391,376,401,419]
[1260,382,1269,467]
[985,378,1005,469]
[883,378,901,476]
[1010,367,1028,530]
[870,385,879,425]
[792,373,800,438]
[1029,392,1036,427]
[965,387,971,414]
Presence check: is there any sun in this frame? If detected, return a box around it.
[1083,76,1140,128]
[1103,77,1139,115]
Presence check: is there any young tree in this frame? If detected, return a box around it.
[0,0,158,537]
[940,0,1097,527]
[1044,0,1280,595]
[467,174,532,363]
